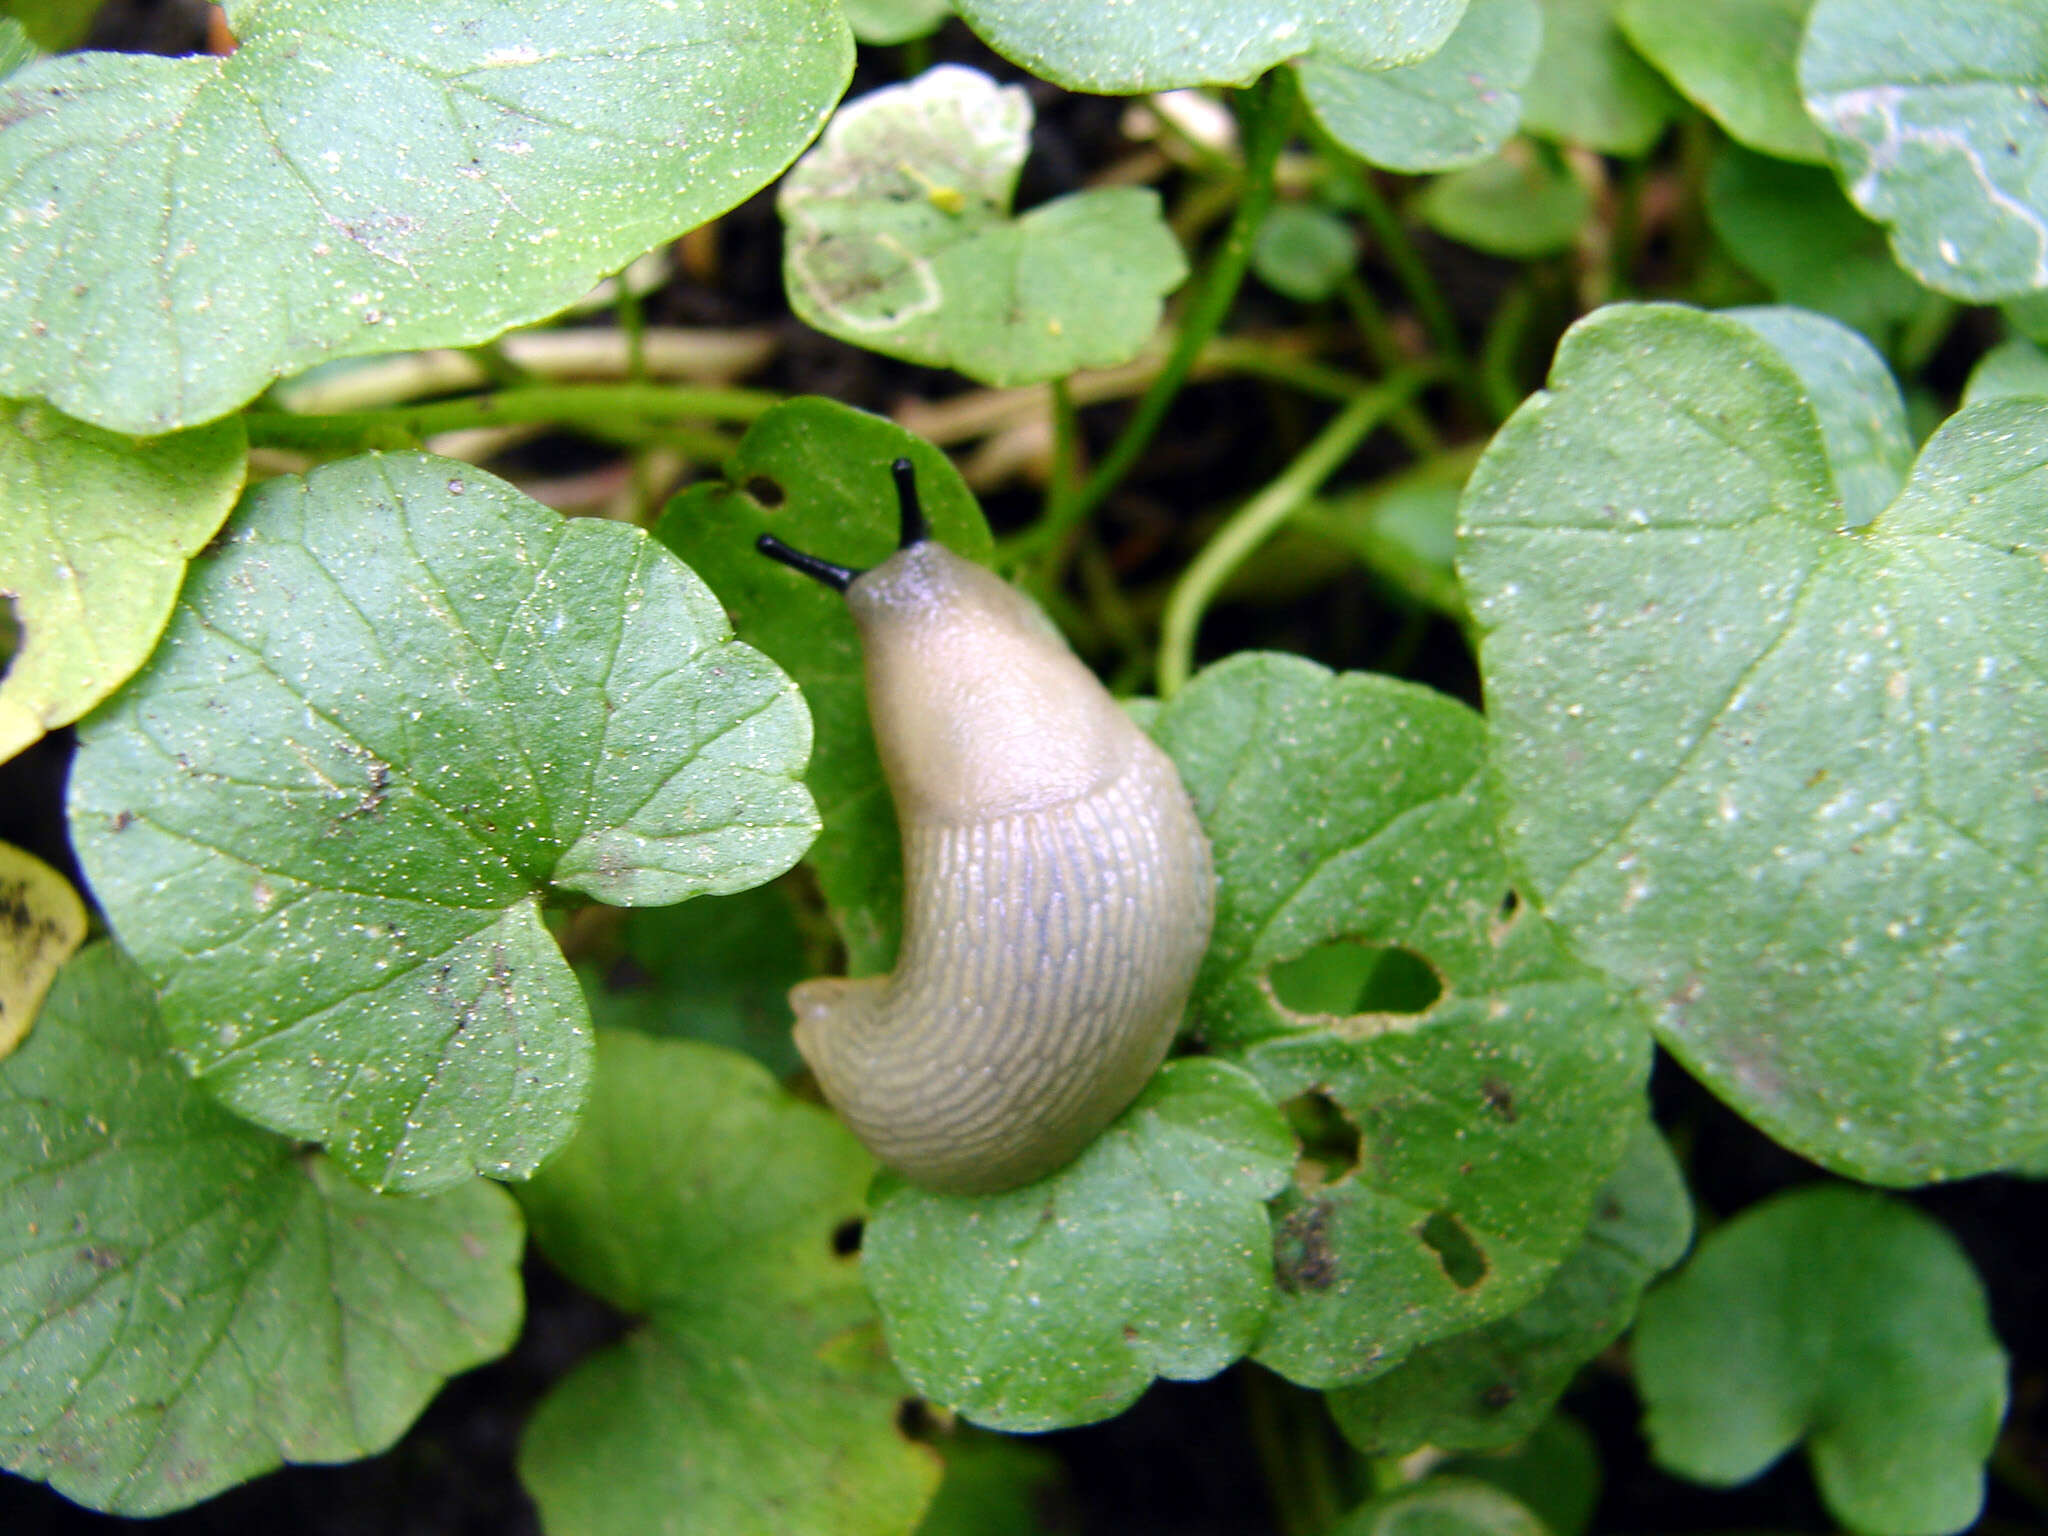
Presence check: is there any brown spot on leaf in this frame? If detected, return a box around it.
[1275,1200,1338,1294]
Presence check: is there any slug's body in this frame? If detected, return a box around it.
[760,464,1214,1194]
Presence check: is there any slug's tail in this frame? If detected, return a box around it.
[788,974,887,1076]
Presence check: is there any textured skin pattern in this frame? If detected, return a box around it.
[790,542,1214,1193]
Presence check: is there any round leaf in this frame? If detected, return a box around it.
[863,1058,1295,1433]
[1520,0,1677,156]
[69,452,817,1192]
[1801,0,2048,302]
[1419,142,1591,258]
[843,0,954,46]
[1459,302,2048,1182]
[1332,1477,1553,1536]
[516,1031,940,1536]
[0,401,244,763]
[1327,1121,1691,1454]
[0,943,524,1516]
[780,66,1187,388]
[1634,1185,2007,1536]
[1254,203,1362,303]
[1151,653,1650,1387]
[1619,0,1829,162]
[0,0,853,432]
[951,0,1470,93]
[0,838,86,1058]
[1963,337,2048,407]
[1300,0,1543,174]
[654,397,994,975]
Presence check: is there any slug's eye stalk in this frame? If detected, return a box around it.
[755,533,864,593]
[892,457,929,550]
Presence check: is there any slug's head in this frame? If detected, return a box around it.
[756,460,1133,820]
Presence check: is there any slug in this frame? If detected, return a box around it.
[756,460,1215,1194]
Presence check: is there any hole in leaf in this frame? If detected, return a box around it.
[745,474,785,508]
[1268,939,1442,1016]
[1418,1210,1487,1289]
[1279,1090,1360,1187]
[1498,889,1520,919]
[0,593,17,683]
[895,1398,937,1440]
[830,1217,863,1257]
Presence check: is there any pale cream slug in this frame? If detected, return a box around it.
[757,460,1215,1194]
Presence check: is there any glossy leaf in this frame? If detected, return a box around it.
[0,839,86,1058]
[1327,1122,1690,1453]
[70,453,817,1192]
[1151,654,1650,1387]
[1620,0,1827,162]
[863,1059,1295,1432]
[1706,142,1939,346]
[1418,142,1590,258]
[0,943,524,1516]
[1301,0,1542,174]
[517,1031,940,1536]
[780,67,1186,387]
[656,397,994,975]
[1520,0,1676,155]
[576,881,809,1079]
[0,401,243,763]
[0,0,853,432]
[951,0,1469,93]
[1459,303,2048,1182]
[1635,1185,2006,1536]
[1801,0,2048,302]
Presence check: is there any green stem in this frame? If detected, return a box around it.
[1343,165,1483,412]
[1336,273,1443,455]
[245,382,779,452]
[1011,69,1298,571]
[1049,376,1083,500]
[616,277,649,384]
[1156,366,1430,697]
[1243,1366,1351,1536]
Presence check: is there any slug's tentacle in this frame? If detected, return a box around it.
[760,461,1215,1194]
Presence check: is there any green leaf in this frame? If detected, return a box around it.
[0,15,37,77]
[1800,0,2048,302]
[1706,142,1940,346]
[1634,1185,2006,1536]
[951,0,1470,93]
[0,0,853,433]
[1150,654,1650,1387]
[862,1059,1295,1432]
[1332,1477,1553,1536]
[0,943,523,1516]
[0,839,86,1059]
[517,1030,940,1536]
[69,452,817,1193]
[1620,0,1828,162]
[1300,0,1543,174]
[780,66,1186,387]
[655,398,994,975]
[916,1430,1072,1536]
[844,0,953,46]
[0,401,244,763]
[1443,1414,1602,1536]
[1520,0,1677,156]
[1963,337,2048,406]
[1720,305,1911,529]
[1327,1122,1690,1454]
[1254,202,1361,303]
[0,0,93,52]
[1418,142,1591,258]
[1458,302,2048,1182]
[576,881,809,1078]
[2006,289,2048,343]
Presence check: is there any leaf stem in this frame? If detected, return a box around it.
[1009,68,1298,572]
[244,383,779,453]
[1156,365,1431,697]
